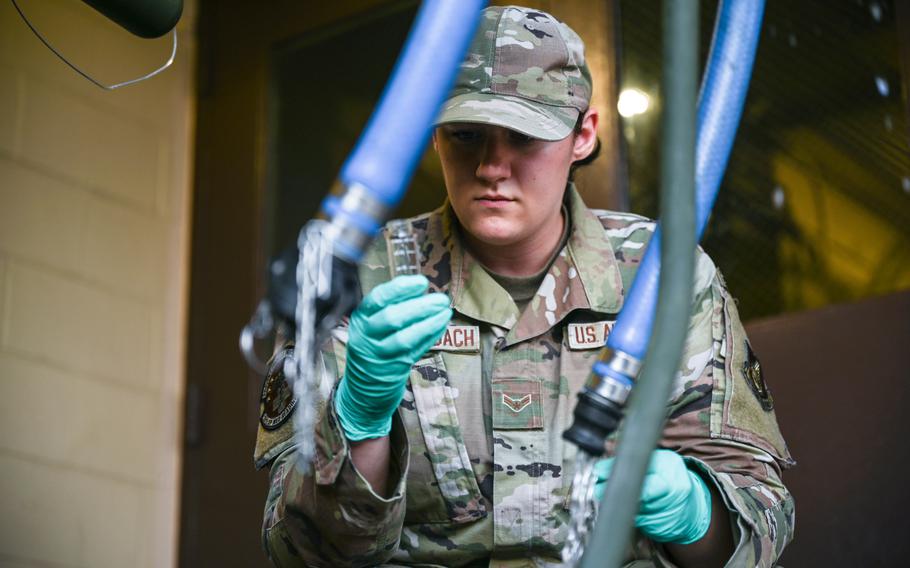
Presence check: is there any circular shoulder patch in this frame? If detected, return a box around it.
[259,350,298,430]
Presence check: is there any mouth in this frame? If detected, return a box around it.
[475,194,515,204]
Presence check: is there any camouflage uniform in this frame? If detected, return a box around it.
[254,185,795,567]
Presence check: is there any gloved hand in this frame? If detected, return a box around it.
[334,275,452,440]
[593,449,712,544]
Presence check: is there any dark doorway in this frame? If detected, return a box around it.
[180,2,422,566]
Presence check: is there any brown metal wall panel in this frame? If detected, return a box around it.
[746,291,910,566]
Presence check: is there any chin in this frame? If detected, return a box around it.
[465,220,521,247]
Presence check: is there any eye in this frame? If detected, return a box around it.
[449,128,483,143]
[508,130,535,145]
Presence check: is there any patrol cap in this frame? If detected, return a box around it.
[436,5,593,141]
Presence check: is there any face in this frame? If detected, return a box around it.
[434,109,598,250]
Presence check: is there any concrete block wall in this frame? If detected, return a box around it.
[0,1,196,566]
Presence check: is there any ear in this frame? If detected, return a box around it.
[431,128,439,152]
[571,108,599,161]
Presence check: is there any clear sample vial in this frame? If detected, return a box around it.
[387,219,421,277]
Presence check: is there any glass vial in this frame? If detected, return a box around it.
[387,219,421,277]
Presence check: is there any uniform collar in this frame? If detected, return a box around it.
[423,184,625,345]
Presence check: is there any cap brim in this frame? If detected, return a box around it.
[436,93,579,141]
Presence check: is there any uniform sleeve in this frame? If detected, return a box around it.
[657,251,796,567]
[257,333,410,567]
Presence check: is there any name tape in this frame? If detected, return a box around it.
[431,325,480,352]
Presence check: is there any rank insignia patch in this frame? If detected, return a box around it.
[492,379,543,430]
[742,341,774,411]
[502,393,532,413]
[259,349,298,430]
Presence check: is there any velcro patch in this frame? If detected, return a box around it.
[431,325,480,353]
[567,321,615,350]
[492,379,543,430]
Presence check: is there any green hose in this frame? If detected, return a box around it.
[579,1,698,566]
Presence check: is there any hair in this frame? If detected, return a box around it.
[568,111,601,182]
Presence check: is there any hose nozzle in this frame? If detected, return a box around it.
[562,349,639,456]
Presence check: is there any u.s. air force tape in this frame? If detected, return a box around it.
[566,321,616,350]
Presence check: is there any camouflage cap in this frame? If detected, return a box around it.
[437,5,592,141]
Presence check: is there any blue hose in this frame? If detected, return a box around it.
[606,0,766,361]
[323,0,485,261]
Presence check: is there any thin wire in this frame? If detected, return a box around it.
[10,0,177,90]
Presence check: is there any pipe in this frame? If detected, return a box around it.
[577,1,766,565]
[563,0,766,464]
[323,0,487,262]
[81,0,183,39]
[607,0,767,360]
[580,2,697,564]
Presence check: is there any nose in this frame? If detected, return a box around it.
[475,132,511,184]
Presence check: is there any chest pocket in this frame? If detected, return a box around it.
[399,353,487,524]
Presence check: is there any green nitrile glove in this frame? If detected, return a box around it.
[593,449,712,545]
[334,275,452,441]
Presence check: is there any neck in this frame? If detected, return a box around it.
[463,210,566,277]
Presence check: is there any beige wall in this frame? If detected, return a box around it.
[0,1,196,566]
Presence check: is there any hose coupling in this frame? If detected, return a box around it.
[322,181,390,263]
[562,349,639,456]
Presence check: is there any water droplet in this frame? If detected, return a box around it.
[788,33,798,47]
[772,186,786,210]
[870,2,883,22]
[903,177,910,194]
[884,114,893,131]
[875,75,890,97]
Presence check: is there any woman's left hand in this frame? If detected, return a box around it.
[593,449,713,545]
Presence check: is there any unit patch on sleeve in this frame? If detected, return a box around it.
[259,350,298,430]
[742,340,774,411]
[431,325,480,353]
[567,321,615,350]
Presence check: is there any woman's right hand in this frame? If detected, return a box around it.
[334,275,452,441]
